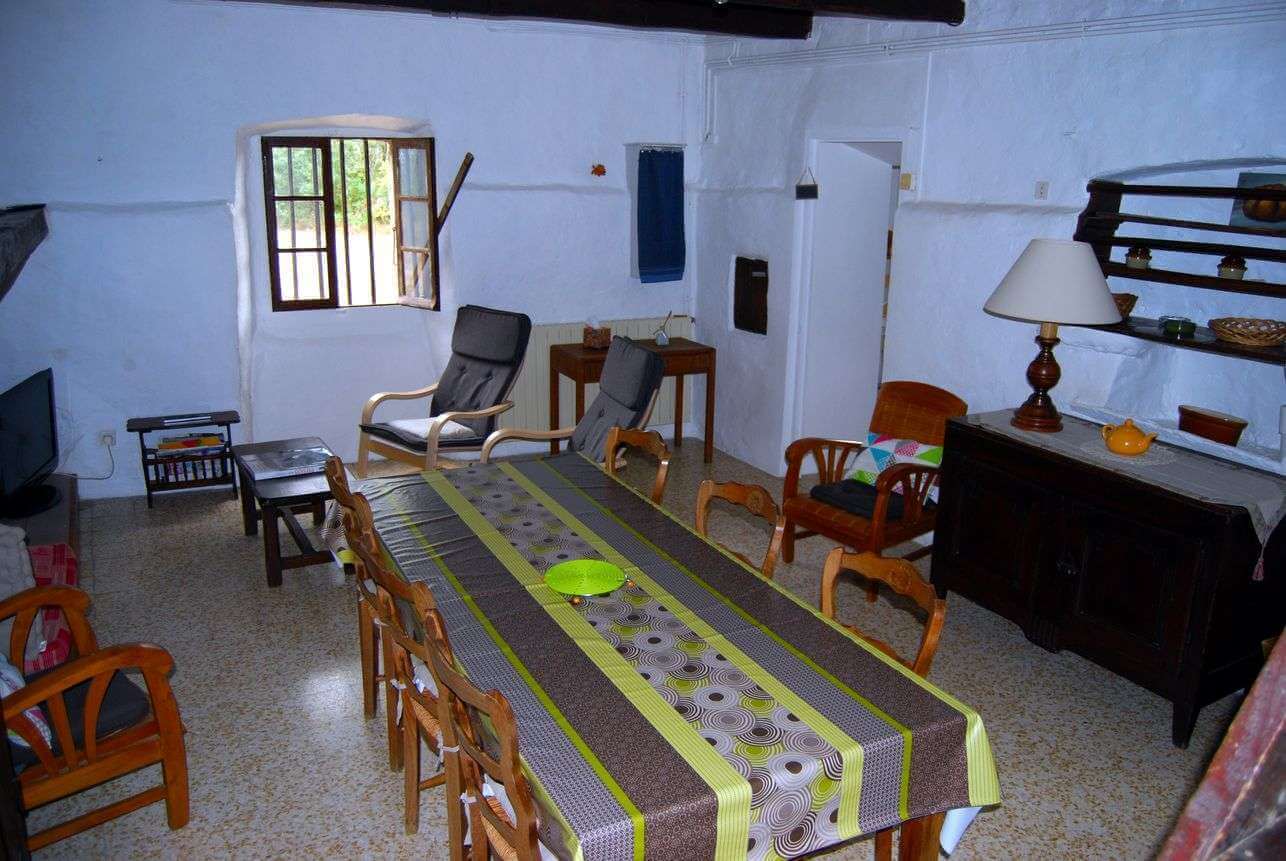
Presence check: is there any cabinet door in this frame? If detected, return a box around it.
[1053,502,1202,689]
[936,454,1049,628]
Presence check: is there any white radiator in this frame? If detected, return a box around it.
[500,315,695,434]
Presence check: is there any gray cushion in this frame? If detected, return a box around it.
[10,668,151,771]
[359,422,485,452]
[428,305,532,438]
[569,337,664,460]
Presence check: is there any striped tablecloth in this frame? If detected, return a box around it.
[365,454,999,861]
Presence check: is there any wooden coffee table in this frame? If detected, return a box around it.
[232,436,337,587]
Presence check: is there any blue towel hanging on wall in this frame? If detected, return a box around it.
[637,149,685,284]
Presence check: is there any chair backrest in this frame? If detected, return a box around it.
[604,427,670,504]
[820,549,946,676]
[570,337,664,460]
[324,456,356,512]
[345,493,424,640]
[869,381,967,446]
[424,608,543,860]
[695,480,783,579]
[430,305,533,438]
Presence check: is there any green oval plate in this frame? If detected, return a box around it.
[545,559,625,597]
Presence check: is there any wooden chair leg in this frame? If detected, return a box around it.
[403,695,420,835]
[865,580,880,603]
[781,521,796,563]
[874,828,893,861]
[356,433,371,478]
[382,640,403,771]
[359,601,378,719]
[160,728,190,830]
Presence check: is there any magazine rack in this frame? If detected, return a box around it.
[125,411,241,507]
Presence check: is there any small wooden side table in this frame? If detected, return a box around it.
[126,411,241,508]
[231,436,335,588]
[549,337,716,463]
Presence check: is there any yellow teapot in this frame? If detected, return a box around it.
[1101,419,1158,456]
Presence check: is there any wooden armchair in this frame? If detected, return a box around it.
[481,336,663,465]
[0,586,188,850]
[357,305,532,475]
[695,480,785,579]
[605,427,671,504]
[781,381,966,593]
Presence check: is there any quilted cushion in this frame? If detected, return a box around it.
[569,338,664,460]
[847,433,944,503]
[810,479,906,520]
[429,306,533,438]
[9,668,150,771]
[360,421,486,453]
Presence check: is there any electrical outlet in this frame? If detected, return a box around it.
[1034,181,1050,200]
[99,431,116,447]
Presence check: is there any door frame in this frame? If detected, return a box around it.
[783,128,915,453]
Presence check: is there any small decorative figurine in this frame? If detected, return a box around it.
[1125,246,1152,270]
[652,311,673,346]
[1217,255,1246,280]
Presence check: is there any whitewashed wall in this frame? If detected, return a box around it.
[0,0,704,497]
[696,0,1286,474]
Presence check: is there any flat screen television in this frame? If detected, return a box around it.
[0,369,61,518]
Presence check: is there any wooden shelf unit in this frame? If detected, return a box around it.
[1073,179,1285,359]
[126,411,241,507]
[1082,315,1284,366]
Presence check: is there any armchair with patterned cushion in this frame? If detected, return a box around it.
[0,586,188,850]
[781,382,967,583]
[357,305,533,475]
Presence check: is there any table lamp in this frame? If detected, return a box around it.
[984,239,1120,432]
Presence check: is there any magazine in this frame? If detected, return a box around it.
[239,445,332,480]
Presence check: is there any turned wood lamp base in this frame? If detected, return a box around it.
[1011,322,1064,433]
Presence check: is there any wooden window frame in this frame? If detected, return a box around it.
[261,136,340,311]
[390,138,440,311]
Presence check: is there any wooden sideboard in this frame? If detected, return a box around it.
[931,415,1285,747]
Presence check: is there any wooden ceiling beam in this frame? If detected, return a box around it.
[730,1,965,26]
[231,0,816,39]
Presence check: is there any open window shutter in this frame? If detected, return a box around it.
[391,138,439,310]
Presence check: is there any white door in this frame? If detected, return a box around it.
[799,142,897,441]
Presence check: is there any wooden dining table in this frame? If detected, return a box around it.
[364,453,999,861]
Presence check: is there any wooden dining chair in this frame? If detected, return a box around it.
[0,586,189,850]
[604,427,671,504]
[342,492,426,773]
[324,457,384,724]
[819,550,946,677]
[820,549,946,861]
[370,568,446,835]
[424,608,550,861]
[694,480,786,579]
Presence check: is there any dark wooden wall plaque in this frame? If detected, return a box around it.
[734,256,768,335]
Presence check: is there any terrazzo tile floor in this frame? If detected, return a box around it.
[34,441,1238,859]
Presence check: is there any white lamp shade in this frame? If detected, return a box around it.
[984,239,1121,325]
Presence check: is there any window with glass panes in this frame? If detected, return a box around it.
[260,136,437,310]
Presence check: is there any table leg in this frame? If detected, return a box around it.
[263,505,283,588]
[574,380,586,425]
[703,362,716,464]
[897,812,944,861]
[673,373,685,448]
[239,465,258,536]
[312,499,325,526]
[549,364,561,455]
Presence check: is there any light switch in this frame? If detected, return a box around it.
[899,172,914,191]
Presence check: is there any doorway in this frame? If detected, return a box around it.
[795,140,902,442]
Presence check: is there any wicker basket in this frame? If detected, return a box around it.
[1111,293,1138,317]
[1208,317,1286,347]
